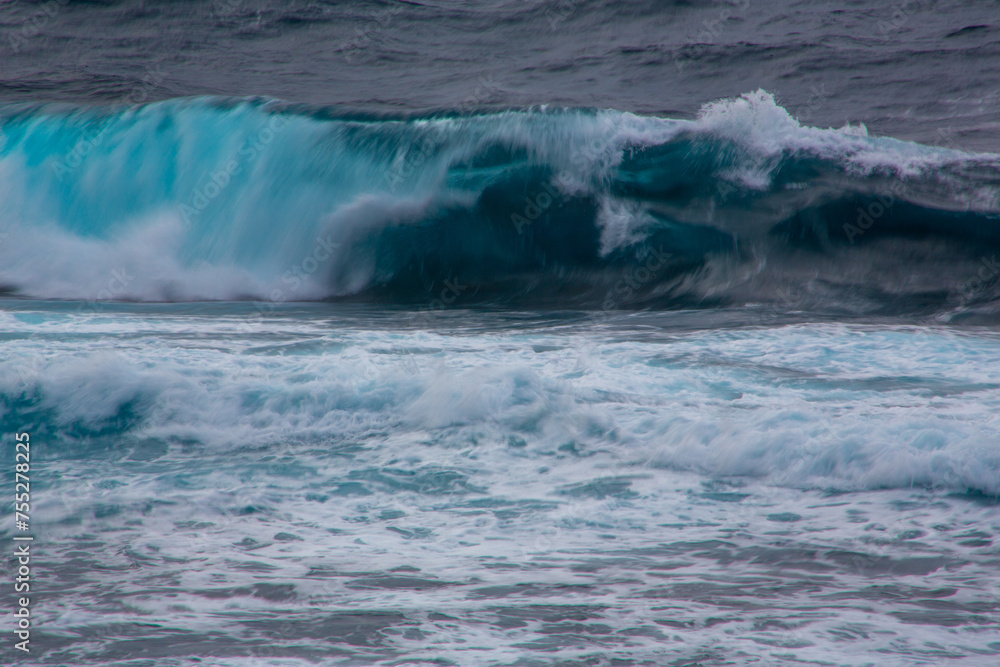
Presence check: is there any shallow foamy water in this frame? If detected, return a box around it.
[2,302,999,665]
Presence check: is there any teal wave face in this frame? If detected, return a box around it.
[0,91,998,311]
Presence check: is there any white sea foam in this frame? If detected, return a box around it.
[4,309,999,494]
[1,94,997,302]
[3,305,999,665]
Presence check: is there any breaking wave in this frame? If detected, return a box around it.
[1,90,998,313]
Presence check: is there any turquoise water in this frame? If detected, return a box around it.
[2,94,998,312]
[3,302,999,665]
[4,1,1000,663]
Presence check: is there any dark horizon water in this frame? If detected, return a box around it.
[2,1,1000,666]
[2,0,999,151]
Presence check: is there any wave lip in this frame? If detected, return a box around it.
[0,91,998,312]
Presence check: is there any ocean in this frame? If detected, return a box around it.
[1,1,999,665]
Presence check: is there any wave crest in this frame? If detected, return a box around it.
[1,91,998,312]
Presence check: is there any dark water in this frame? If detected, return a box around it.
[2,0,999,150]
[2,2,1000,666]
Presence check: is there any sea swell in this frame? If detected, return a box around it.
[3,308,999,495]
[0,90,998,312]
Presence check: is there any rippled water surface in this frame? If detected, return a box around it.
[3,1,1000,664]
[3,303,999,665]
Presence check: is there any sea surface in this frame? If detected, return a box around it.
[1,1,1000,665]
